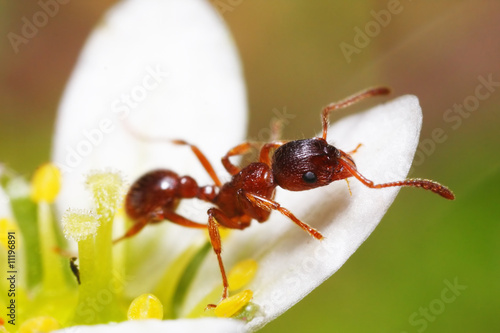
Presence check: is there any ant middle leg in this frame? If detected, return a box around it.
[205,208,250,308]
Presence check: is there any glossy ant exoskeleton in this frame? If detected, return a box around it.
[116,87,455,307]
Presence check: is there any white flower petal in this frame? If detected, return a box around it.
[0,187,11,219]
[51,0,246,288]
[181,95,422,331]
[54,318,244,333]
[52,0,246,211]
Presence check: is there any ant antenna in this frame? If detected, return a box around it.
[338,154,455,200]
[321,87,391,140]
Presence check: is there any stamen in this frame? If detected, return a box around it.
[62,209,100,242]
[31,164,66,292]
[127,294,164,320]
[30,163,61,203]
[85,171,124,220]
[68,171,126,324]
[214,289,253,318]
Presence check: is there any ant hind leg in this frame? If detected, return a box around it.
[113,210,207,244]
[120,120,221,186]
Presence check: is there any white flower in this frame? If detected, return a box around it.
[48,0,430,332]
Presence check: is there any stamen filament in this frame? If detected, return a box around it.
[37,201,66,292]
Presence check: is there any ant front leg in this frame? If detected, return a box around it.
[347,143,362,155]
[259,142,287,166]
[243,191,324,240]
[221,142,258,176]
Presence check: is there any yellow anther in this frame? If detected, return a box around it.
[86,171,124,200]
[30,163,61,203]
[214,289,253,318]
[127,293,164,320]
[228,259,258,291]
[0,218,18,249]
[62,209,100,242]
[18,316,60,333]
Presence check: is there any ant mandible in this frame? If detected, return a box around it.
[115,87,455,308]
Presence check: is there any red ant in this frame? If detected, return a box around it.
[115,87,455,308]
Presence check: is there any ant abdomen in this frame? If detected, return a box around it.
[125,169,196,223]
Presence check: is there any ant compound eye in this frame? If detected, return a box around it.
[302,171,317,184]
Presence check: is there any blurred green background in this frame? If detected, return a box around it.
[1,1,499,332]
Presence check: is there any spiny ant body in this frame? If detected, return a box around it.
[116,87,455,308]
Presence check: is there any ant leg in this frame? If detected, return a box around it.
[223,140,289,173]
[206,209,229,307]
[221,142,256,176]
[259,141,287,166]
[169,140,221,186]
[338,152,455,200]
[221,114,287,174]
[205,208,252,309]
[321,87,390,140]
[243,191,324,240]
[114,210,207,244]
[113,218,150,244]
[257,117,287,166]
[120,122,221,186]
[162,210,208,229]
[348,143,362,155]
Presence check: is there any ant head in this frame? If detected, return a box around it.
[272,138,354,191]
